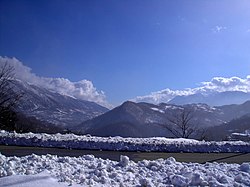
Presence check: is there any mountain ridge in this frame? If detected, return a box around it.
[12,79,109,127]
[76,100,250,138]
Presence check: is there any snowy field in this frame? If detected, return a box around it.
[1,153,250,187]
[0,131,250,153]
[0,131,250,186]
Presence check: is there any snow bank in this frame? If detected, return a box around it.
[0,131,249,153]
[0,171,73,187]
[0,153,249,186]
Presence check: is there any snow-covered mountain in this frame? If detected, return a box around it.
[134,75,250,106]
[13,80,109,127]
[76,101,250,138]
[168,91,250,106]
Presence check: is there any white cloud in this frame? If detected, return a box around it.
[0,56,111,108]
[134,88,194,104]
[201,76,250,92]
[212,26,227,33]
[133,75,250,104]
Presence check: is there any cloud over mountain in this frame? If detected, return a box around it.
[201,76,250,92]
[0,56,110,107]
[134,75,250,104]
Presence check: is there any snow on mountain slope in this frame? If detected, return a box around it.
[76,100,250,137]
[13,80,108,127]
[77,101,172,137]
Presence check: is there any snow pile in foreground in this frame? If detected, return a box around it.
[0,171,71,187]
[1,153,250,187]
[0,131,250,152]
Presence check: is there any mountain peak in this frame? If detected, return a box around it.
[168,91,250,106]
[12,79,109,127]
[121,101,137,107]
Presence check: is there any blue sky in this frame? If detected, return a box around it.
[1,0,250,105]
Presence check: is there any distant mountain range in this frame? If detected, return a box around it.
[9,79,250,140]
[168,91,250,106]
[13,80,108,128]
[75,100,250,139]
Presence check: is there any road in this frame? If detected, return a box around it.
[0,145,249,164]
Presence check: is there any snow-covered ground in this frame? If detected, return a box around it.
[1,131,250,186]
[1,153,250,187]
[0,131,249,153]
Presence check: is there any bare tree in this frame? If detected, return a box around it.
[0,62,22,131]
[164,108,206,139]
